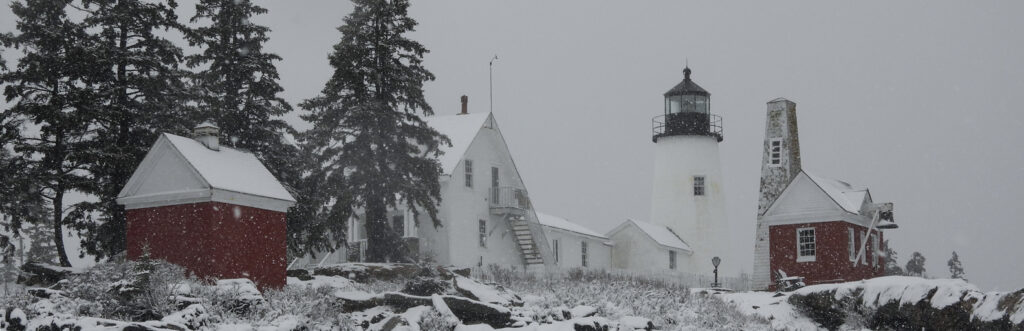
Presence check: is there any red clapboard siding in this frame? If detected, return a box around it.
[769,221,884,290]
[126,201,286,289]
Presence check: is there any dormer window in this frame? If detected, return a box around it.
[769,138,782,166]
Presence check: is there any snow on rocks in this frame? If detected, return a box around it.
[2,308,28,331]
[454,275,523,306]
[567,305,598,319]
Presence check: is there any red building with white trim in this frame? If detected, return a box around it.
[117,123,296,288]
[761,171,894,288]
[752,99,896,290]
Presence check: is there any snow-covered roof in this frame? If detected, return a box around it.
[162,133,295,202]
[609,219,692,252]
[803,170,868,214]
[537,212,606,239]
[424,113,491,174]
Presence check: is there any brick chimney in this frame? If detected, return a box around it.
[459,95,468,115]
[193,121,220,151]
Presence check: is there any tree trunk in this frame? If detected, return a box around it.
[52,189,70,267]
[364,196,388,262]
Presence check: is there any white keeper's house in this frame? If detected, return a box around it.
[290,97,555,270]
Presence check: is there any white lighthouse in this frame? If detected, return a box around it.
[649,67,733,277]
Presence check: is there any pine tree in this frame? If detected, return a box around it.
[2,0,107,267]
[883,240,904,276]
[69,0,194,260]
[905,251,927,277]
[185,0,300,190]
[299,0,448,262]
[948,251,966,281]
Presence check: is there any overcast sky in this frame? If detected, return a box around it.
[3,1,1023,291]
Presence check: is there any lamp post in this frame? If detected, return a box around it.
[711,256,721,288]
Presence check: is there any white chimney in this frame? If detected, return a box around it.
[193,121,220,151]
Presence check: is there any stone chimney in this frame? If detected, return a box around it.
[193,121,220,151]
[459,95,468,115]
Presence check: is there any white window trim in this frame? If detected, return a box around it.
[848,228,856,262]
[769,138,783,167]
[796,227,816,262]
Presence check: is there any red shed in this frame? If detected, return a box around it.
[760,170,896,289]
[117,123,295,289]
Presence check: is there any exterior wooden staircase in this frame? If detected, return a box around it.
[509,216,544,266]
[491,186,547,267]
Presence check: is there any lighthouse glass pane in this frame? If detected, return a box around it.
[695,96,709,114]
[681,95,697,113]
[667,96,682,114]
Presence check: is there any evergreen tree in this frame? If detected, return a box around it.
[948,251,966,281]
[2,0,106,267]
[905,251,927,277]
[299,0,447,262]
[70,0,194,260]
[883,240,904,276]
[185,0,300,190]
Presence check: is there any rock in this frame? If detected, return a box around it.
[214,279,264,314]
[383,292,433,310]
[161,304,208,330]
[2,308,28,331]
[335,290,383,311]
[285,268,314,281]
[571,316,612,331]
[453,276,523,306]
[314,263,423,282]
[569,305,597,318]
[19,262,76,286]
[27,288,66,299]
[618,316,654,330]
[788,277,1024,331]
[442,295,513,328]
[402,277,450,296]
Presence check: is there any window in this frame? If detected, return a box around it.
[669,251,677,270]
[581,242,588,267]
[797,228,816,262]
[391,215,404,237]
[848,228,856,262]
[552,240,560,264]
[479,220,487,248]
[464,160,473,188]
[693,176,705,196]
[491,167,499,187]
[872,234,880,267]
[769,138,783,166]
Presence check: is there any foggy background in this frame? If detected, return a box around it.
[3,1,1022,290]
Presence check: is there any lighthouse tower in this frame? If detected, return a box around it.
[649,67,733,276]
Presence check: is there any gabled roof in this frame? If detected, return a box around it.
[161,134,294,202]
[608,219,692,252]
[424,113,491,174]
[803,170,869,214]
[537,212,606,239]
[117,133,295,212]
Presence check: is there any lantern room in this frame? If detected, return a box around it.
[653,67,723,142]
